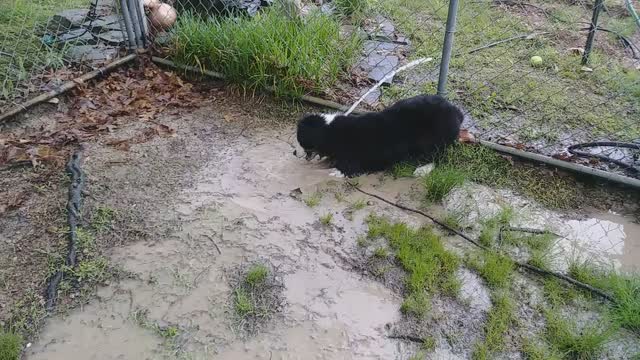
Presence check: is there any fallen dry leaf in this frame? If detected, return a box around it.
[458,129,476,143]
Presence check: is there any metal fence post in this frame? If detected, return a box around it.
[120,0,138,49]
[582,0,605,65]
[437,0,460,97]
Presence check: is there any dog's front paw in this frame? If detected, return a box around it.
[329,169,345,178]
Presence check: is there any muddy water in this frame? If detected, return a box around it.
[444,183,640,272]
[23,122,640,359]
[563,211,640,272]
[26,132,424,360]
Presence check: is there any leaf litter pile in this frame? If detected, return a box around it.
[1,61,204,169]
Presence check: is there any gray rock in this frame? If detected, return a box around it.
[97,30,126,45]
[357,87,381,107]
[366,15,395,38]
[47,9,90,34]
[87,14,123,32]
[65,44,118,63]
[320,3,334,14]
[56,28,96,45]
[358,52,399,84]
[363,40,404,53]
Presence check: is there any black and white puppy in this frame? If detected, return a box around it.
[296,94,464,177]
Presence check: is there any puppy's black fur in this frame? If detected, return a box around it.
[296,94,463,177]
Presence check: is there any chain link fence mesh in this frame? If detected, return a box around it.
[2,0,638,177]
[145,0,639,178]
[0,0,129,112]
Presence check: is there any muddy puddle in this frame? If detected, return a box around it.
[444,183,640,272]
[25,130,428,360]
[24,117,639,359]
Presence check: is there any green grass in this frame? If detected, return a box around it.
[0,330,22,360]
[521,339,562,360]
[474,292,514,356]
[91,206,116,232]
[544,309,614,360]
[245,264,269,287]
[468,252,514,289]
[234,288,255,316]
[478,207,513,248]
[367,215,460,317]
[569,262,640,332]
[377,0,640,142]
[435,144,581,209]
[367,216,460,298]
[442,212,462,231]
[543,278,577,308]
[423,166,466,202]
[334,0,368,17]
[170,8,362,97]
[303,191,323,207]
[319,213,333,226]
[373,247,388,259]
[390,162,416,179]
[400,291,431,317]
[73,257,109,284]
[351,198,367,211]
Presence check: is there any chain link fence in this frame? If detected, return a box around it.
[143,0,639,179]
[2,0,639,178]
[0,0,129,113]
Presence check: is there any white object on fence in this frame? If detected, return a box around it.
[344,57,433,116]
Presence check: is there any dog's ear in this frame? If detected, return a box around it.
[298,114,325,128]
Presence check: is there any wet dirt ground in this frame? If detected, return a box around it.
[12,97,640,359]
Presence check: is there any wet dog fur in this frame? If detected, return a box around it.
[296,94,464,177]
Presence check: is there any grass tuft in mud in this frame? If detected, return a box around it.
[542,278,578,308]
[430,144,581,209]
[543,308,614,359]
[473,292,515,358]
[467,252,514,290]
[521,338,562,360]
[0,330,22,360]
[303,191,323,207]
[390,162,417,179]
[568,261,640,332]
[130,308,184,356]
[319,213,333,226]
[423,166,466,202]
[366,215,460,316]
[230,263,284,335]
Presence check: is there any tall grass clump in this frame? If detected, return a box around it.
[367,215,460,318]
[569,261,640,333]
[0,330,22,360]
[171,8,362,97]
[334,0,368,17]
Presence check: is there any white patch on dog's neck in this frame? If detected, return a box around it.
[321,113,340,125]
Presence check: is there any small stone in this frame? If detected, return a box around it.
[97,30,126,45]
[87,15,123,32]
[581,66,593,72]
[65,45,118,63]
[47,9,90,34]
[56,28,95,45]
[413,163,435,177]
[567,47,585,56]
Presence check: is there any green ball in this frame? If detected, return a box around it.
[530,56,543,67]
